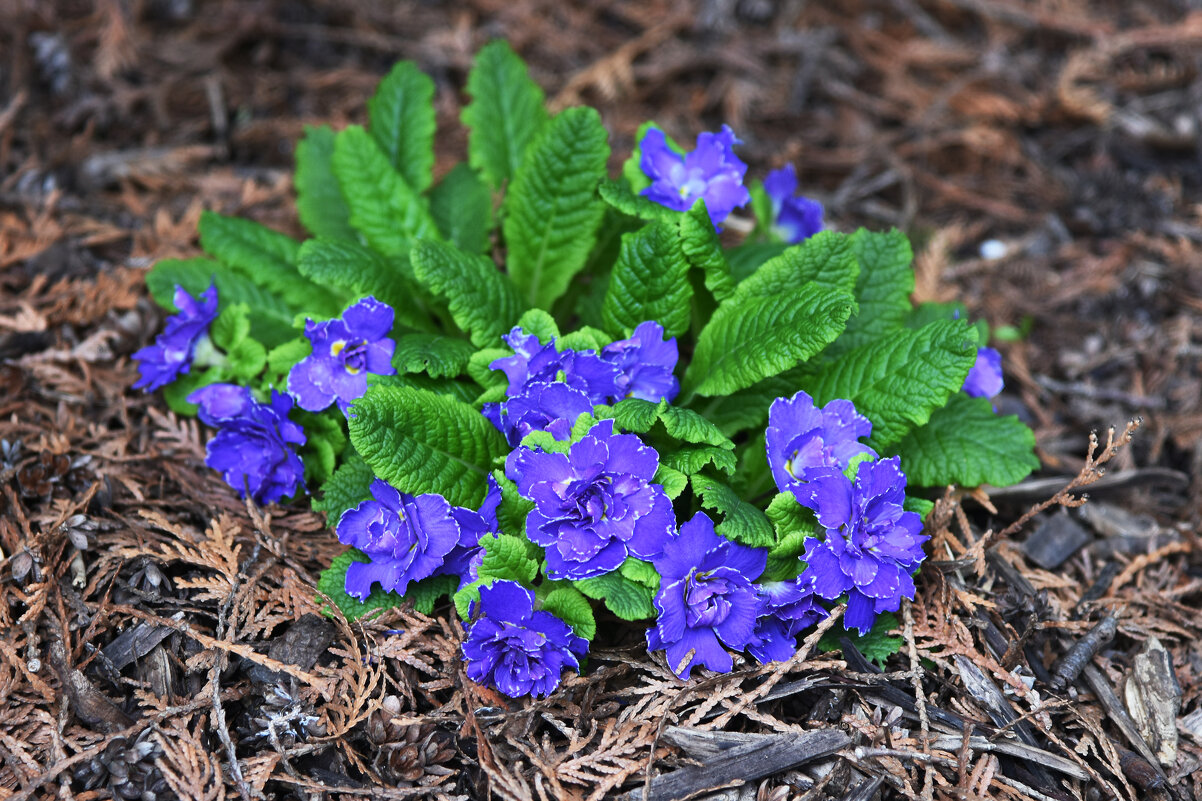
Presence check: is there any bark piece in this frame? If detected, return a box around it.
[1123,637,1181,767]
[1021,510,1090,569]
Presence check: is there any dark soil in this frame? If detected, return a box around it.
[2,1,1201,799]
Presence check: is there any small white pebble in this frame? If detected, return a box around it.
[979,239,1008,260]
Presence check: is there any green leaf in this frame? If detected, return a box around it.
[294,124,356,240]
[618,557,660,590]
[819,611,902,668]
[690,474,774,549]
[725,241,790,283]
[209,303,251,353]
[296,410,346,486]
[265,338,310,385]
[737,231,859,299]
[904,496,935,519]
[558,326,611,352]
[368,61,436,194]
[392,334,476,379]
[503,106,609,308]
[370,373,479,405]
[660,445,737,476]
[598,399,734,449]
[601,220,693,339]
[410,239,526,348]
[518,429,572,455]
[454,533,542,618]
[429,163,494,254]
[653,464,688,499]
[461,40,548,190]
[515,309,559,344]
[689,373,797,437]
[407,574,458,615]
[296,238,428,329]
[468,347,510,392]
[678,201,736,302]
[348,385,509,508]
[161,366,224,415]
[891,394,1038,487]
[540,587,596,641]
[198,211,337,317]
[684,283,854,397]
[332,125,439,257]
[824,229,915,357]
[145,257,296,348]
[799,319,978,450]
[317,549,403,621]
[765,492,819,542]
[575,571,655,621]
[597,180,678,223]
[492,470,535,538]
[313,453,375,524]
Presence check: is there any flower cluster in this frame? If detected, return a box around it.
[639,125,751,227]
[290,297,397,414]
[187,384,306,505]
[484,322,678,446]
[133,284,219,391]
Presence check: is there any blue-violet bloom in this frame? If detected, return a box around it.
[646,513,765,677]
[336,478,461,600]
[289,297,397,414]
[639,125,751,227]
[600,321,680,403]
[746,576,828,665]
[188,384,306,505]
[763,165,824,244]
[506,419,675,580]
[766,391,876,502]
[491,327,620,403]
[132,283,219,391]
[440,476,503,587]
[462,581,588,698]
[962,347,1004,400]
[484,381,595,447]
[800,457,927,635]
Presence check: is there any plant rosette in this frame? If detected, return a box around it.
[135,42,1039,699]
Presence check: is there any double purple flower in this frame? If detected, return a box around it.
[187,383,306,505]
[336,478,462,600]
[289,297,397,414]
[746,577,828,665]
[133,283,219,391]
[600,321,679,403]
[763,165,824,244]
[766,391,876,503]
[462,581,588,698]
[506,419,675,580]
[962,347,1004,400]
[800,457,927,635]
[639,125,751,227]
[646,513,765,677]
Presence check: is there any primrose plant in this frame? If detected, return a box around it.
[134,42,1039,697]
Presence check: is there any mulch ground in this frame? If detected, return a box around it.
[2,1,1201,799]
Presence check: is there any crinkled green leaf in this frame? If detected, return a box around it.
[410,239,526,348]
[618,557,660,590]
[725,241,790,283]
[540,586,596,641]
[515,309,559,344]
[406,574,459,615]
[558,326,611,352]
[597,180,678,223]
[904,496,935,519]
[313,452,375,524]
[678,200,736,302]
[198,211,337,317]
[684,282,854,398]
[765,492,819,542]
[454,532,542,618]
[824,229,915,357]
[690,474,774,549]
[599,398,733,448]
[503,106,609,309]
[799,319,978,450]
[296,410,346,486]
[368,61,436,194]
[468,347,510,392]
[210,303,251,353]
[317,549,403,621]
[348,385,508,509]
[369,373,479,405]
[690,373,797,437]
[518,429,571,455]
[660,445,737,476]
[461,40,547,190]
[265,338,310,386]
[296,238,428,329]
[145,257,296,348]
[492,470,535,538]
[601,220,692,339]
[891,393,1038,487]
[429,163,493,254]
[294,124,356,240]
[575,571,655,621]
[392,334,475,379]
[654,464,688,499]
[332,125,439,257]
[737,230,859,300]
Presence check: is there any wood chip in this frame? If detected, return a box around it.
[1123,637,1181,767]
[1021,509,1091,569]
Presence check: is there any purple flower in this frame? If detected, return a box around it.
[646,513,765,677]
[639,125,751,227]
[600,321,679,403]
[484,381,595,447]
[763,165,824,244]
[746,577,828,665]
[962,347,1004,399]
[336,478,461,600]
[188,384,306,505]
[800,457,927,635]
[491,328,619,403]
[766,391,876,501]
[440,476,503,587]
[133,284,219,391]
[462,581,588,697]
[289,297,397,414]
[506,419,675,580]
